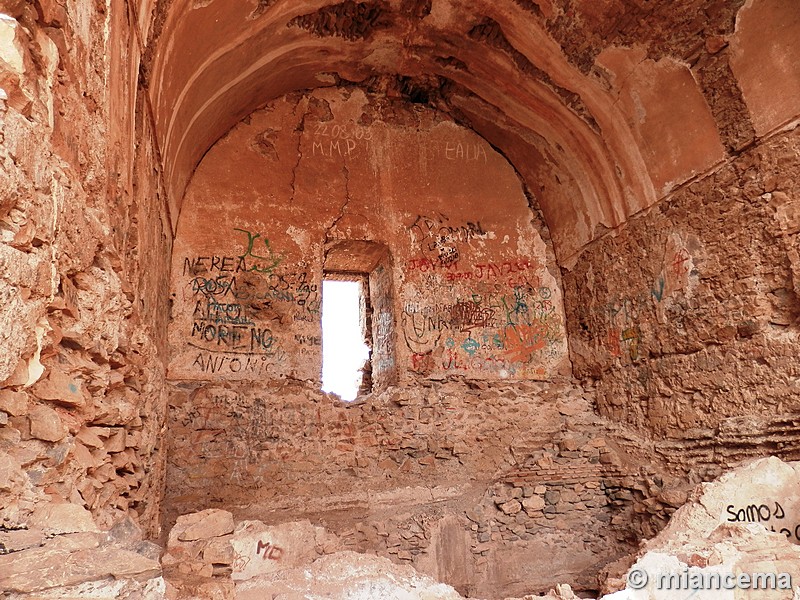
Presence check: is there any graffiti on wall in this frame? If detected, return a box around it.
[402,212,564,379]
[310,121,373,159]
[256,539,283,560]
[232,535,285,576]
[726,501,800,543]
[175,228,321,377]
[408,213,489,267]
[603,298,644,362]
[403,284,563,377]
[181,391,273,490]
[598,233,699,362]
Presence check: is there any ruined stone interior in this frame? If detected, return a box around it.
[1,0,800,598]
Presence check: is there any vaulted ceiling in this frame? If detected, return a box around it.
[137,0,795,264]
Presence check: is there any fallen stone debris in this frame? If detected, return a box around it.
[6,457,794,599]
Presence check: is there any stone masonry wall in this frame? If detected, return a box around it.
[161,88,683,597]
[564,125,800,481]
[0,1,171,536]
[165,378,681,598]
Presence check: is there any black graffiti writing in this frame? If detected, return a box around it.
[184,256,247,276]
[193,298,254,326]
[294,334,321,346]
[410,214,487,246]
[191,352,279,375]
[725,501,800,542]
[726,502,785,523]
[189,275,238,298]
[190,322,276,354]
[186,272,320,314]
[450,301,496,332]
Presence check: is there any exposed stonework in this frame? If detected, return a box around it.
[5,452,800,600]
[142,0,799,265]
[1,0,799,597]
[467,17,599,133]
[0,0,171,536]
[163,459,800,599]
[164,378,681,596]
[564,126,800,478]
[289,1,393,41]
[605,457,800,599]
[0,493,165,599]
[163,511,576,599]
[543,0,747,73]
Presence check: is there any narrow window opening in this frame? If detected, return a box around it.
[321,277,371,401]
[323,240,396,395]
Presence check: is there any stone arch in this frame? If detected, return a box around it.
[140,0,730,264]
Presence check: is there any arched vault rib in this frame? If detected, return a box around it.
[147,0,674,264]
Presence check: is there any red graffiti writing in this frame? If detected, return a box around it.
[256,540,283,560]
[405,257,461,272]
[670,248,691,277]
[444,260,538,282]
[411,352,436,373]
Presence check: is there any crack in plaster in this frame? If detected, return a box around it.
[324,162,352,248]
[607,54,650,111]
[290,102,311,202]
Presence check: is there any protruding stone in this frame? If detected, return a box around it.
[0,540,161,594]
[29,502,99,535]
[176,509,235,542]
[556,400,583,417]
[500,499,522,515]
[545,490,561,505]
[0,528,45,553]
[31,366,86,407]
[658,489,689,508]
[0,451,27,493]
[0,389,28,416]
[203,534,235,564]
[77,427,106,448]
[28,404,65,442]
[104,428,127,452]
[228,519,335,581]
[523,496,546,512]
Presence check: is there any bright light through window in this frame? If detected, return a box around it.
[322,280,370,401]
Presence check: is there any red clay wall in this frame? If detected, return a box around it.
[168,88,570,383]
[565,126,800,479]
[562,0,800,480]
